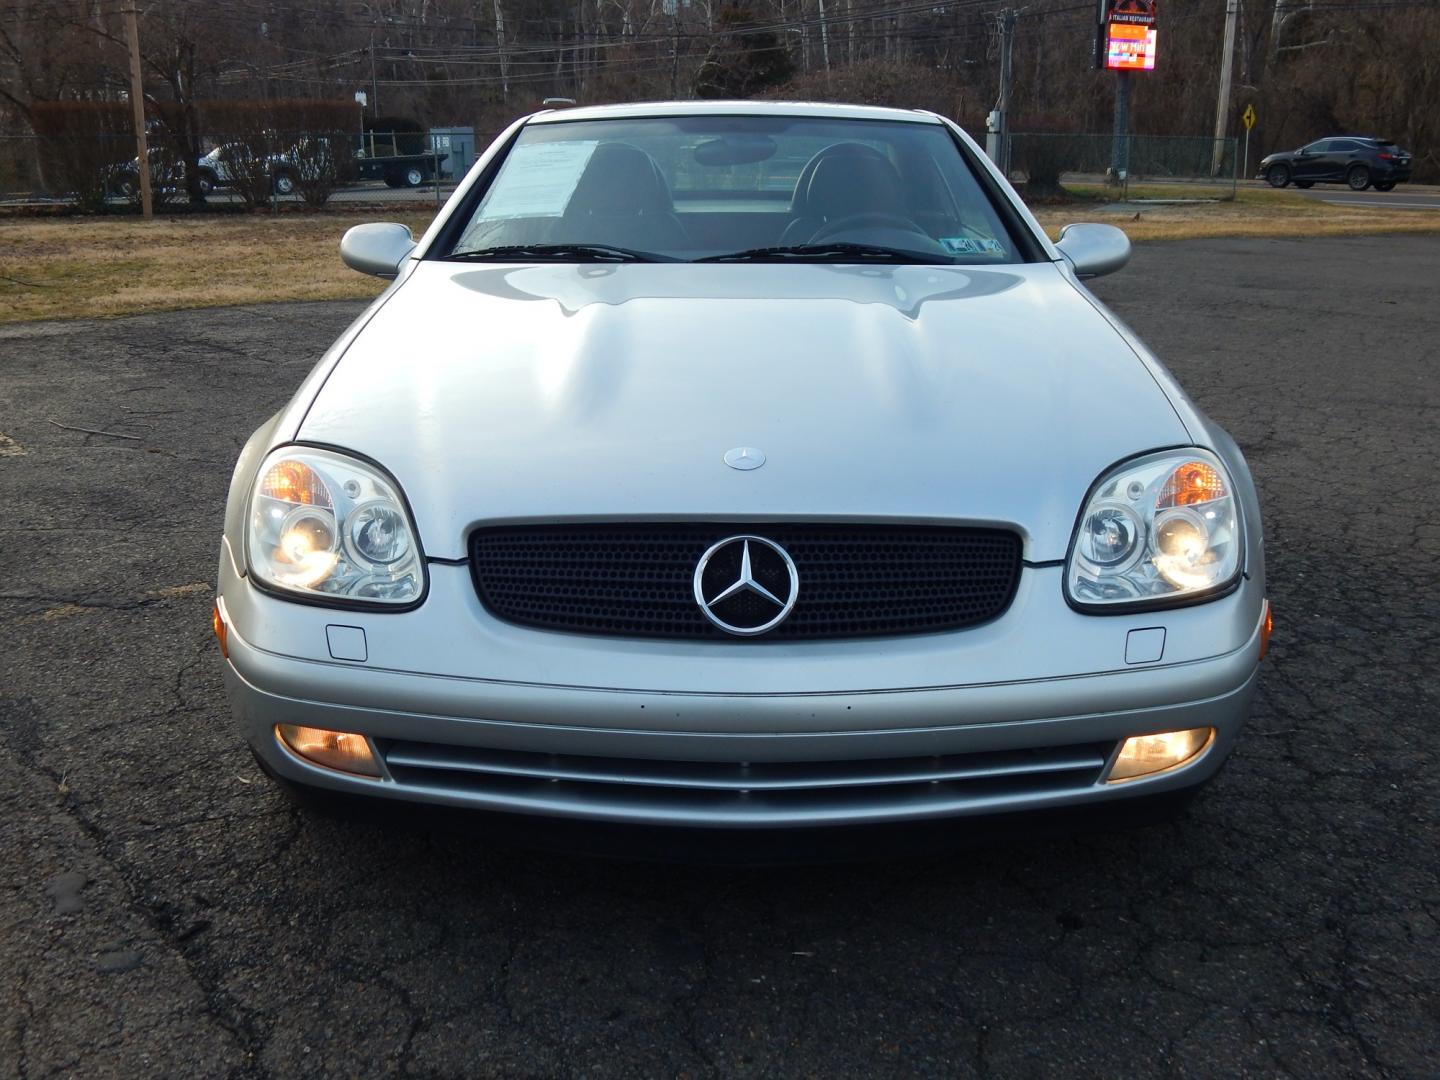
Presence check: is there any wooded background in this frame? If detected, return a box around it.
[2,0,1437,180]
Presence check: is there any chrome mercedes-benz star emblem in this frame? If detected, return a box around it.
[723,446,766,471]
[693,535,799,636]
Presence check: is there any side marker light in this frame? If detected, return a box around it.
[212,602,229,659]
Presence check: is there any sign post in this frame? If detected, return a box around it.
[1098,1,1158,185]
[1242,103,1256,182]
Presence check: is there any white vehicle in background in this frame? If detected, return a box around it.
[197,141,304,197]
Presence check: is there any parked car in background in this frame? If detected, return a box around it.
[199,135,445,194]
[215,101,1269,856]
[104,147,196,198]
[198,139,337,197]
[1259,136,1412,191]
[198,142,289,196]
[352,145,446,188]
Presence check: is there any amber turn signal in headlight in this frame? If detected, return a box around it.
[1157,460,1226,508]
[276,724,381,777]
[1107,727,1214,782]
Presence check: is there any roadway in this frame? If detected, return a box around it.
[1115,173,1440,210]
[1288,184,1440,210]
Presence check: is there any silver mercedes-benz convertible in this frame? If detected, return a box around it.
[215,101,1269,848]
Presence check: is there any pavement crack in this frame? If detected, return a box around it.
[0,727,271,1079]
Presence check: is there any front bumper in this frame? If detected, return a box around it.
[220,549,1263,831]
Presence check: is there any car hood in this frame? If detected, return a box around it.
[299,260,1188,561]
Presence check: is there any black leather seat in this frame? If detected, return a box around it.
[561,143,688,252]
[780,143,910,246]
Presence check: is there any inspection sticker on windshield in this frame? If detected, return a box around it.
[480,141,598,218]
[940,237,1005,257]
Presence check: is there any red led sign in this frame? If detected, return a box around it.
[1105,22,1158,70]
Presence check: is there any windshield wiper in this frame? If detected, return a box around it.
[444,243,676,263]
[696,242,950,264]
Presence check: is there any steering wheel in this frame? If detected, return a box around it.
[809,212,926,244]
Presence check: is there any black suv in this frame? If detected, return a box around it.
[1258,136,1413,192]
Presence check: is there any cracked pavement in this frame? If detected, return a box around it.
[1,235,1437,1078]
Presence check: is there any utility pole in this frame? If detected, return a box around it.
[1211,0,1239,176]
[817,0,831,72]
[493,0,510,101]
[122,6,152,220]
[985,10,1017,174]
[670,9,679,97]
[665,0,679,96]
[369,31,379,114]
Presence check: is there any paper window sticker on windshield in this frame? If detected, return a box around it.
[479,140,599,219]
[977,238,1006,256]
[939,237,980,255]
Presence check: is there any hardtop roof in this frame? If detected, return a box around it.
[526,100,945,126]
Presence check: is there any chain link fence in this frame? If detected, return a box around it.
[1007,133,1240,201]
[4,128,1240,212]
[0,131,490,211]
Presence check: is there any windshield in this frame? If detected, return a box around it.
[442,115,1023,264]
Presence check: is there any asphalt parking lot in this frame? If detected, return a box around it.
[2,234,1437,1078]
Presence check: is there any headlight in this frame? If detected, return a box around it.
[1066,450,1243,610]
[246,447,424,606]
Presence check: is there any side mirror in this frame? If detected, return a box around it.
[1054,222,1131,279]
[340,222,416,279]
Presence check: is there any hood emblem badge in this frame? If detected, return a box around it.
[693,536,799,636]
[724,446,766,471]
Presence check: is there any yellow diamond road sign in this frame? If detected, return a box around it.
[1242,104,1257,131]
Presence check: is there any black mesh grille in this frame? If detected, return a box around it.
[469,523,1022,640]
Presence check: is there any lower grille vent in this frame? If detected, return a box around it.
[381,739,1112,825]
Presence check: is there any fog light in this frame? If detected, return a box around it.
[276,724,381,777]
[1107,727,1213,782]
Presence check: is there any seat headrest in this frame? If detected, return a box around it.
[805,153,905,223]
[567,143,672,215]
[790,142,892,214]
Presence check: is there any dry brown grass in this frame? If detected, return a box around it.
[0,212,433,324]
[1031,185,1440,243]
[1,191,1435,324]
